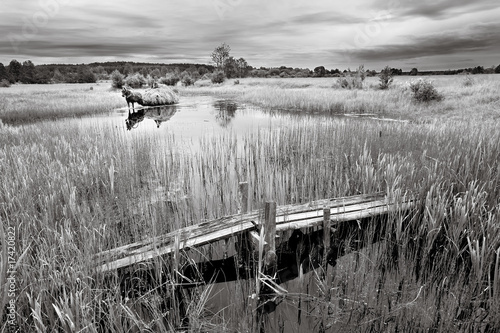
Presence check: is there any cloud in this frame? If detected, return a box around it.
[0,0,499,70]
[393,0,499,20]
[333,22,500,63]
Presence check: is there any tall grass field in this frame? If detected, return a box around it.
[1,75,500,332]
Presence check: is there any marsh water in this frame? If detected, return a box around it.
[86,95,357,142]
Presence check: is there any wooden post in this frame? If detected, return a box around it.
[256,201,277,332]
[263,202,277,272]
[320,207,331,332]
[322,207,331,276]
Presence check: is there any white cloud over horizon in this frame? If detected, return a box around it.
[0,0,499,71]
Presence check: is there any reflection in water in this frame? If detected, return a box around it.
[212,100,237,128]
[125,105,177,130]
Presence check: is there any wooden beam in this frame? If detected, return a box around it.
[95,192,416,273]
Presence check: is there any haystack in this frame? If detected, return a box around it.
[141,87,179,106]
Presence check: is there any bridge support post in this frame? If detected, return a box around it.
[322,207,331,277]
[255,201,278,332]
[235,182,252,274]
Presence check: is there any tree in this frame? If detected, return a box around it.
[8,59,22,83]
[223,56,238,78]
[314,66,326,77]
[495,64,500,74]
[111,69,125,88]
[52,69,66,83]
[123,63,134,76]
[236,58,248,77]
[92,65,108,80]
[20,60,36,83]
[76,65,97,83]
[211,43,231,70]
[140,67,149,77]
[150,68,161,79]
[471,66,484,74]
[198,66,209,76]
[0,63,10,82]
[410,68,418,76]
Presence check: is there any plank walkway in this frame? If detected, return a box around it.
[95,192,416,273]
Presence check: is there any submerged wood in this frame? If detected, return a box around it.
[95,192,416,273]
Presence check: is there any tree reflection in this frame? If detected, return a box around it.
[212,100,237,128]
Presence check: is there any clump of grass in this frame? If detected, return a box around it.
[141,86,179,106]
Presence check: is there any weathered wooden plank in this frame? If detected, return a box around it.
[95,193,383,263]
[95,192,415,273]
[97,220,257,273]
[276,199,416,231]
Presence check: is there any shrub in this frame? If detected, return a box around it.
[337,65,365,89]
[110,70,125,89]
[160,74,180,86]
[125,73,146,88]
[211,70,225,84]
[408,79,443,102]
[0,79,11,87]
[180,71,195,86]
[462,75,475,87]
[378,66,393,90]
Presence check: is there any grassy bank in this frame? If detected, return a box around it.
[179,75,500,122]
[1,108,500,331]
[0,82,124,124]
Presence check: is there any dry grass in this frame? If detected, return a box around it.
[141,87,179,106]
[0,82,123,124]
[178,75,500,122]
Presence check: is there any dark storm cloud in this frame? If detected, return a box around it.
[398,0,500,20]
[334,22,500,63]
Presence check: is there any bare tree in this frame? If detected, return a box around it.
[211,43,231,70]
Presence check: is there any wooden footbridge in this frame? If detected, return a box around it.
[94,183,417,329]
[95,186,415,273]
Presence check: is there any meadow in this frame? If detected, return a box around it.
[1,75,500,332]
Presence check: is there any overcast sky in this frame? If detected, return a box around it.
[1,0,499,71]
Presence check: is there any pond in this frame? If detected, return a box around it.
[85,95,343,143]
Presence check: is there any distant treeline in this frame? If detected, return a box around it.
[0,59,499,86]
